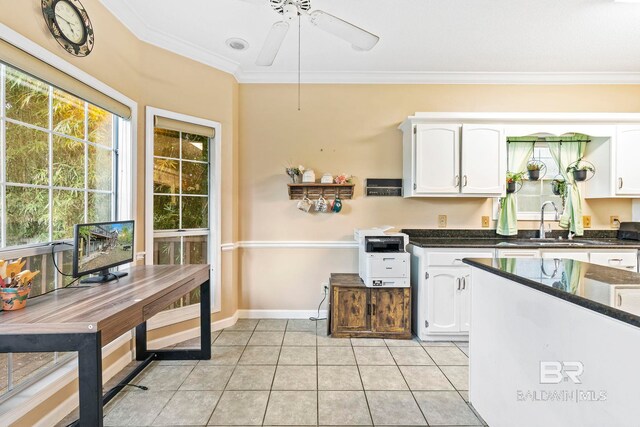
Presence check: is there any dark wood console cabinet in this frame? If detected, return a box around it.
[329,273,412,339]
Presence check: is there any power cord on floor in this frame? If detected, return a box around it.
[309,285,328,321]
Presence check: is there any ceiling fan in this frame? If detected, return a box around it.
[244,0,380,66]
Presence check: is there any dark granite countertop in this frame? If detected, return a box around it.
[402,229,640,250]
[464,257,640,328]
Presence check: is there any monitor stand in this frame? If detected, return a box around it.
[80,269,128,284]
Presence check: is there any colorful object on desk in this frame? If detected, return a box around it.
[0,258,39,311]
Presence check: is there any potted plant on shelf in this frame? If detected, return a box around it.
[566,160,594,182]
[506,172,524,194]
[552,177,567,196]
[285,165,305,183]
[527,161,544,181]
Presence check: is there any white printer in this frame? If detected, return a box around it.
[354,227,410,288]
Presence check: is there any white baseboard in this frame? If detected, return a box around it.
[237,309,328,319]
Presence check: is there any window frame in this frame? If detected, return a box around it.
[145,106,221,314]
[0,24,136,412]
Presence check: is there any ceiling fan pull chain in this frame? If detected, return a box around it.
[298,10,301,111]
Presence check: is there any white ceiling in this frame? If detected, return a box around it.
[99,0,640,83]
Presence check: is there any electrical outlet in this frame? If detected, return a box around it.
[321,282,329,295]
[438,215,447,228]
[583,215,592,228]
[611,216,620,229]
[481,216,490,228]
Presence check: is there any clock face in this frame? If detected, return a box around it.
[54,1,85,44]
[41,0,94,57]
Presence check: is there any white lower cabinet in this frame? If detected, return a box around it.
[411,247,492,341]
[589,251,638,271]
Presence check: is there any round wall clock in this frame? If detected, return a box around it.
[41,0,94,57]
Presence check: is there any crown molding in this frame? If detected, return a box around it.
[236,70,640,85]
[99,1,640,85]
[99,0,241,77]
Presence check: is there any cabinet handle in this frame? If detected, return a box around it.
[618,294,623,307]
[462,277,466,290]
[609,259,623,264]
[463,175,468,187]
[455,175,460,186]
[619,177,624,189]
[457,277,461,290]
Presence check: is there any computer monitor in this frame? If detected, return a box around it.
[72,220,135,284]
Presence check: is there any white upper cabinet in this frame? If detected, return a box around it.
[461,125,506,194]
[414,124,460,194]
[616,127,640,195]
[401,120,505,197]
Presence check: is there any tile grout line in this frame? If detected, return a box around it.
[353,338,374,427]
[387,340,430,427]
[205,322,257,426]
[260,319,287,427]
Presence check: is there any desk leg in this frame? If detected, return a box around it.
[200,279,212,359]
[78,332,103,427]
[135,322,148,361]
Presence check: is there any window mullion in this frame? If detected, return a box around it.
[84,102,88,223]
[1,64,6,249]
[48,86,54,248]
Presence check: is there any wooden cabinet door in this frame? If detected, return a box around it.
[414,124,461,194]
[461,125,505,195]
[370,288,410,334]
[426,268,460,333]
[616,127,640,195]
[332,287,370,333]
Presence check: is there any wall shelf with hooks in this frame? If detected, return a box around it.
[287,183,355,200]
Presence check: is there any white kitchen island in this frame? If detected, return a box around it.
[464,257,640,427]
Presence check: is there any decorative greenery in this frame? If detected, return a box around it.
[527,161,543,171]
[506,171,525,183]
[552,178,567,196]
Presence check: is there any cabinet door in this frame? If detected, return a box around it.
[459,272,471,332]
[332,287,370,333]
[615,288,640,316]
[414,124,460,194]
[426,268,460,333]
[616,127,640,195]
[371,288,411,334]
[461,125,505,195]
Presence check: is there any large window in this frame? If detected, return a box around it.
[0,63,120,399]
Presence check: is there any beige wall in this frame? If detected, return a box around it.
[238,84,638,309]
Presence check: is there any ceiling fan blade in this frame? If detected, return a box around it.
[307,10,379,51]
[256,21,290,66]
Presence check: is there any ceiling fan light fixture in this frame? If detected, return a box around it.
[307,10,379,51]
[226,38,249,51]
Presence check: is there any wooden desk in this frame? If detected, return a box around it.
[0,264,211,427]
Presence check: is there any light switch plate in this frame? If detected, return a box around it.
[482,216,490,228]
[611,216,620,229]
[583,215,591,228]
[438,215,447,228]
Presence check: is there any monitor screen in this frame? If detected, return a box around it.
[72,220,135,278]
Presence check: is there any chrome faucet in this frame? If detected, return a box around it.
[539,201,560,239]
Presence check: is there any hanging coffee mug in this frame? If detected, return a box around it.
[316,195,328,212]
[332,197,343,213]
[297,196,312,213]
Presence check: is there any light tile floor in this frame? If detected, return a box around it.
[102,318,485,426]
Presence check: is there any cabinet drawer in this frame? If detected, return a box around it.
[590,252,638,270]
[428,251,494,266]
[496,249,540,259]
